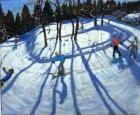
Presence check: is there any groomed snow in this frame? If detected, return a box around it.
[0,17,140,115]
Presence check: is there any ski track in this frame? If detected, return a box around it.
[0,17,140,115]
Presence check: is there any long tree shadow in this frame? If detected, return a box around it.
[70,38,81,115]
[30,62,53,115]
[59,77,67,104]
[1,45,48,95]
[1,61,36,95]
[24,26,58,62]
[51,76,60,115]
[75,41,128,115]
[119,46,140,85]
[34,28,130,65]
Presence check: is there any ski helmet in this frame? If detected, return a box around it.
[55,52,59,56]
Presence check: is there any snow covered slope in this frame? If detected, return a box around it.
[123,12,140,23]
[0,18,140,115]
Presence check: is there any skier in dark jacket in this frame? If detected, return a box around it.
[15,35,20,45]
[112,36,122,58]
[128,39,137,59]
[0,67,14,87]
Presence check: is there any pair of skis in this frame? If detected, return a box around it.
[48,72,70,80]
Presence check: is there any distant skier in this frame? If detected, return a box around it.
[128,37,138,59]
[52,52,65,79]
[48,28,50,34]
[134,36,138,54]
[0,67,14,87]
[15,35,20,45]
[80,22,84,30]
[48,25,51,34]
[112,35,122,58]
[108,19,111,24]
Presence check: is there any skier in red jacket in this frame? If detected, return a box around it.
[112,36,122,58]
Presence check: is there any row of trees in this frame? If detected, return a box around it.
[0,0,140,44]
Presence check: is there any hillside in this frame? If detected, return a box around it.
[0,17,140,115]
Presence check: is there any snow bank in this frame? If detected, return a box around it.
[123,13,140,23]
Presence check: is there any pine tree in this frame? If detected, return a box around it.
[33,4,42,25]
[0,3,5,40]
[5,10,15,37]
[86,0,92,5]
[43,1,54,23]
[21,4,31,33]
[15,13,22,35]
[0,3,4,25]
[117,2,122,10]
[33,3,48,46]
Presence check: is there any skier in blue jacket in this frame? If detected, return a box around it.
[52,52,65,77]
[0,67,14,87]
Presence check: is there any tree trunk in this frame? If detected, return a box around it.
[42,22,47,46]
[74,0,80,41]
[56,22,59,40]
[59,21,62,41]
[70,20,75,39]
[101,14,104,26]
[100,0,104,26]
[74,16,79,41]
[94,16,97,26]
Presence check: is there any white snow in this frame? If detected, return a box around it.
[123,13,140,23]
[0,17,140,115]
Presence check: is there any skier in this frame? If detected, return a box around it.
[0,67,14,87]
[52,52,65,78]
[112,35,122,58]
[15,35,20,45]
[134,36,138,54]
[48,25,50,34]
[128,38,138,59]
[108,18,111,24]
[80,22,84,30]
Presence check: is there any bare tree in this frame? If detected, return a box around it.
[93,0,97,26]
[67,0,75,39]
[99,0,104,26]
[73,0,80,41]
[27,0,48,46]
[55,0,63,41]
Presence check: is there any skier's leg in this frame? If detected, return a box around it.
[116,46,121,57]
[133,50,136,59]
[59,62,65,76]
[129,50,132,58]
[113,46,116,58]
[58,63,61,75]
[0,80,4,87]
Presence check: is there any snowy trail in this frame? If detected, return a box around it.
[0,18,140,115]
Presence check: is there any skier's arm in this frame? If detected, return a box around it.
[2,67,9,75]
[52,56,59,63]
[128,44,131,49]
[2,73,12,82]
